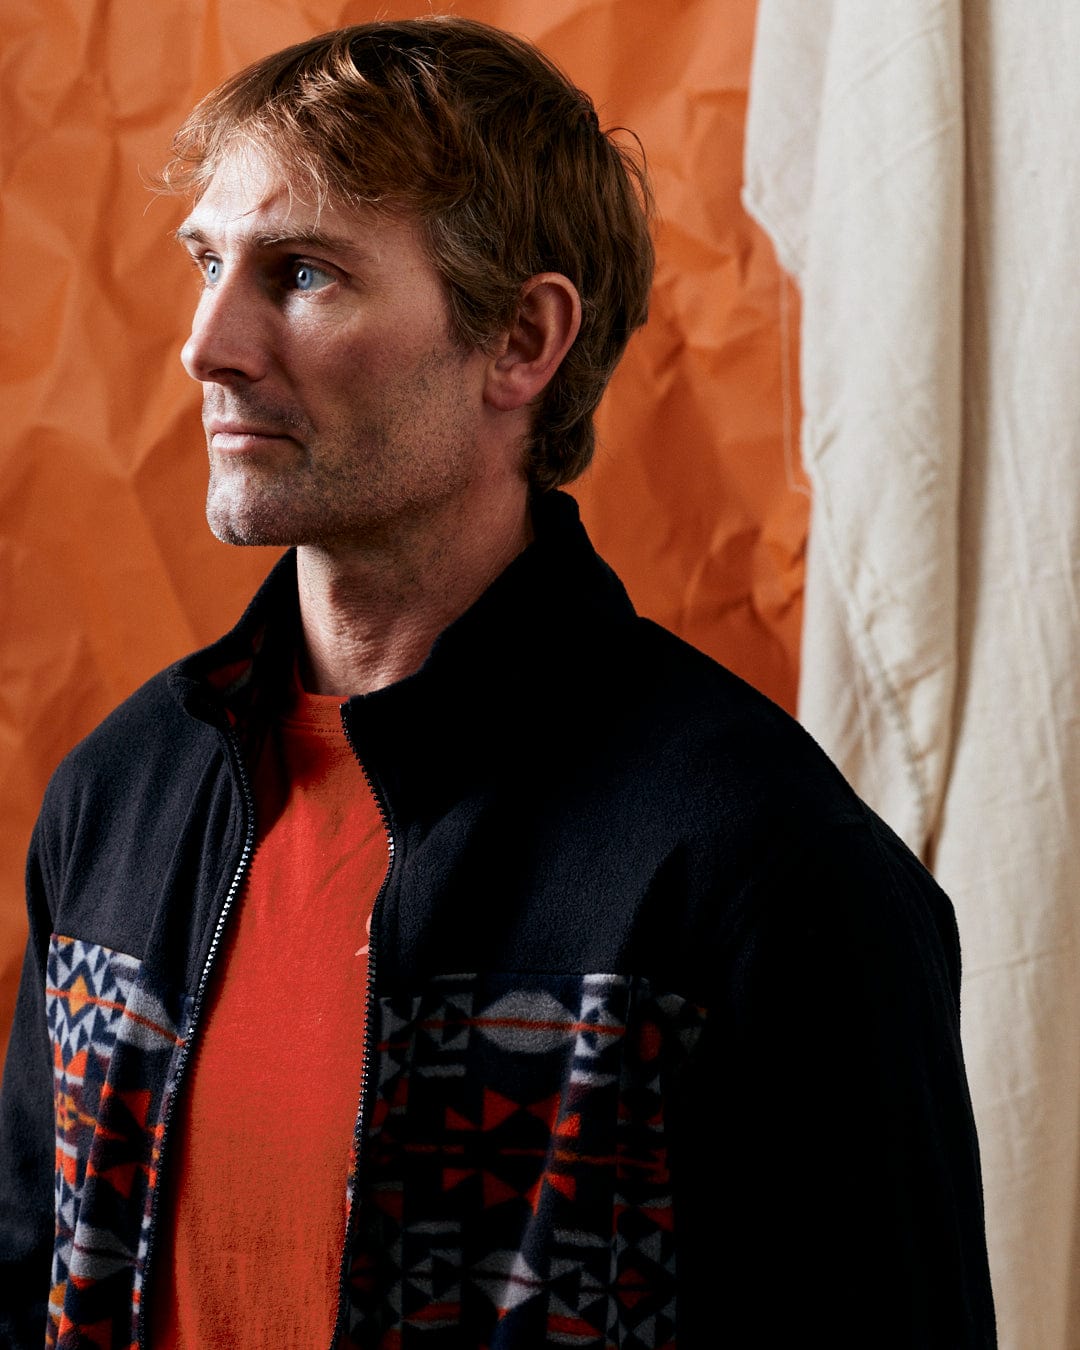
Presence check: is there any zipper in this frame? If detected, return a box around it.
[330,703,397,1350]
[136,722,257,1350]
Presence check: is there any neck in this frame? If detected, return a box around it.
[296,484,533,697]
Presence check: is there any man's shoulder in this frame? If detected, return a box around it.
[627,615,796,724]
[41,664,219,826]
[553,613,959,1004]
[607,614,862,825]
[41,553,297,818]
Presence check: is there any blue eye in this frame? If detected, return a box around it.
[205,257,222,285]
[291,261,332,292]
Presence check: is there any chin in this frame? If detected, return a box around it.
[206,502,296,549]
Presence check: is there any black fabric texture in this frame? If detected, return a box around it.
[0,490,997,1347]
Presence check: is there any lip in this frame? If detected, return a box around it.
[207,420,292,439]
[207,420,297,452]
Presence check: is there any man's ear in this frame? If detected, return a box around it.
[483,273,582,412]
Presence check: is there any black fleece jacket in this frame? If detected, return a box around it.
[0,491,995,1348]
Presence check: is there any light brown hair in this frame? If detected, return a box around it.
[160,17,655,491]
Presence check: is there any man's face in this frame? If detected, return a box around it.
[177,149,492,550]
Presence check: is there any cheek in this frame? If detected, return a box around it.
[299,326,410,384]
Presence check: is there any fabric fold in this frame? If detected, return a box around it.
[745,3,1080,1345]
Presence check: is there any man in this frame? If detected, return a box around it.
[0,17,995,1348]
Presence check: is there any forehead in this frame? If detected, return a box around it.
[184,148,316,232]
[178,146,408,262]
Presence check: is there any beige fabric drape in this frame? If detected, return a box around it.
[744,2,1080,1344]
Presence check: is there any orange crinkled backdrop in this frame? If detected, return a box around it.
[0,0,805,1056]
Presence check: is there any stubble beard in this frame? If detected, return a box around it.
[204,420,412,551]
[203,348,481,553]
[203,392,320,547]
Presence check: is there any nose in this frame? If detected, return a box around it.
[181,271,270,385]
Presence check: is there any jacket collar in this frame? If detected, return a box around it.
[166,490,637,735]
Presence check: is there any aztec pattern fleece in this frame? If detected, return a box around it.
[48,945,703,1347]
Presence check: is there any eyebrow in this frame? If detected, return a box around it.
[174,222,374,265]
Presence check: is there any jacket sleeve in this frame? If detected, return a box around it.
[675,813,997,1347]
[0,817,59,1348]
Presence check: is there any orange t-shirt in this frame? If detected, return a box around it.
[149,679,388,1348]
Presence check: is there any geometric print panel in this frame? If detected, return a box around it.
[47,935,140,1065]
[346,972,706,1348]
[44,934,186,1350]
[48,936,144,1230]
